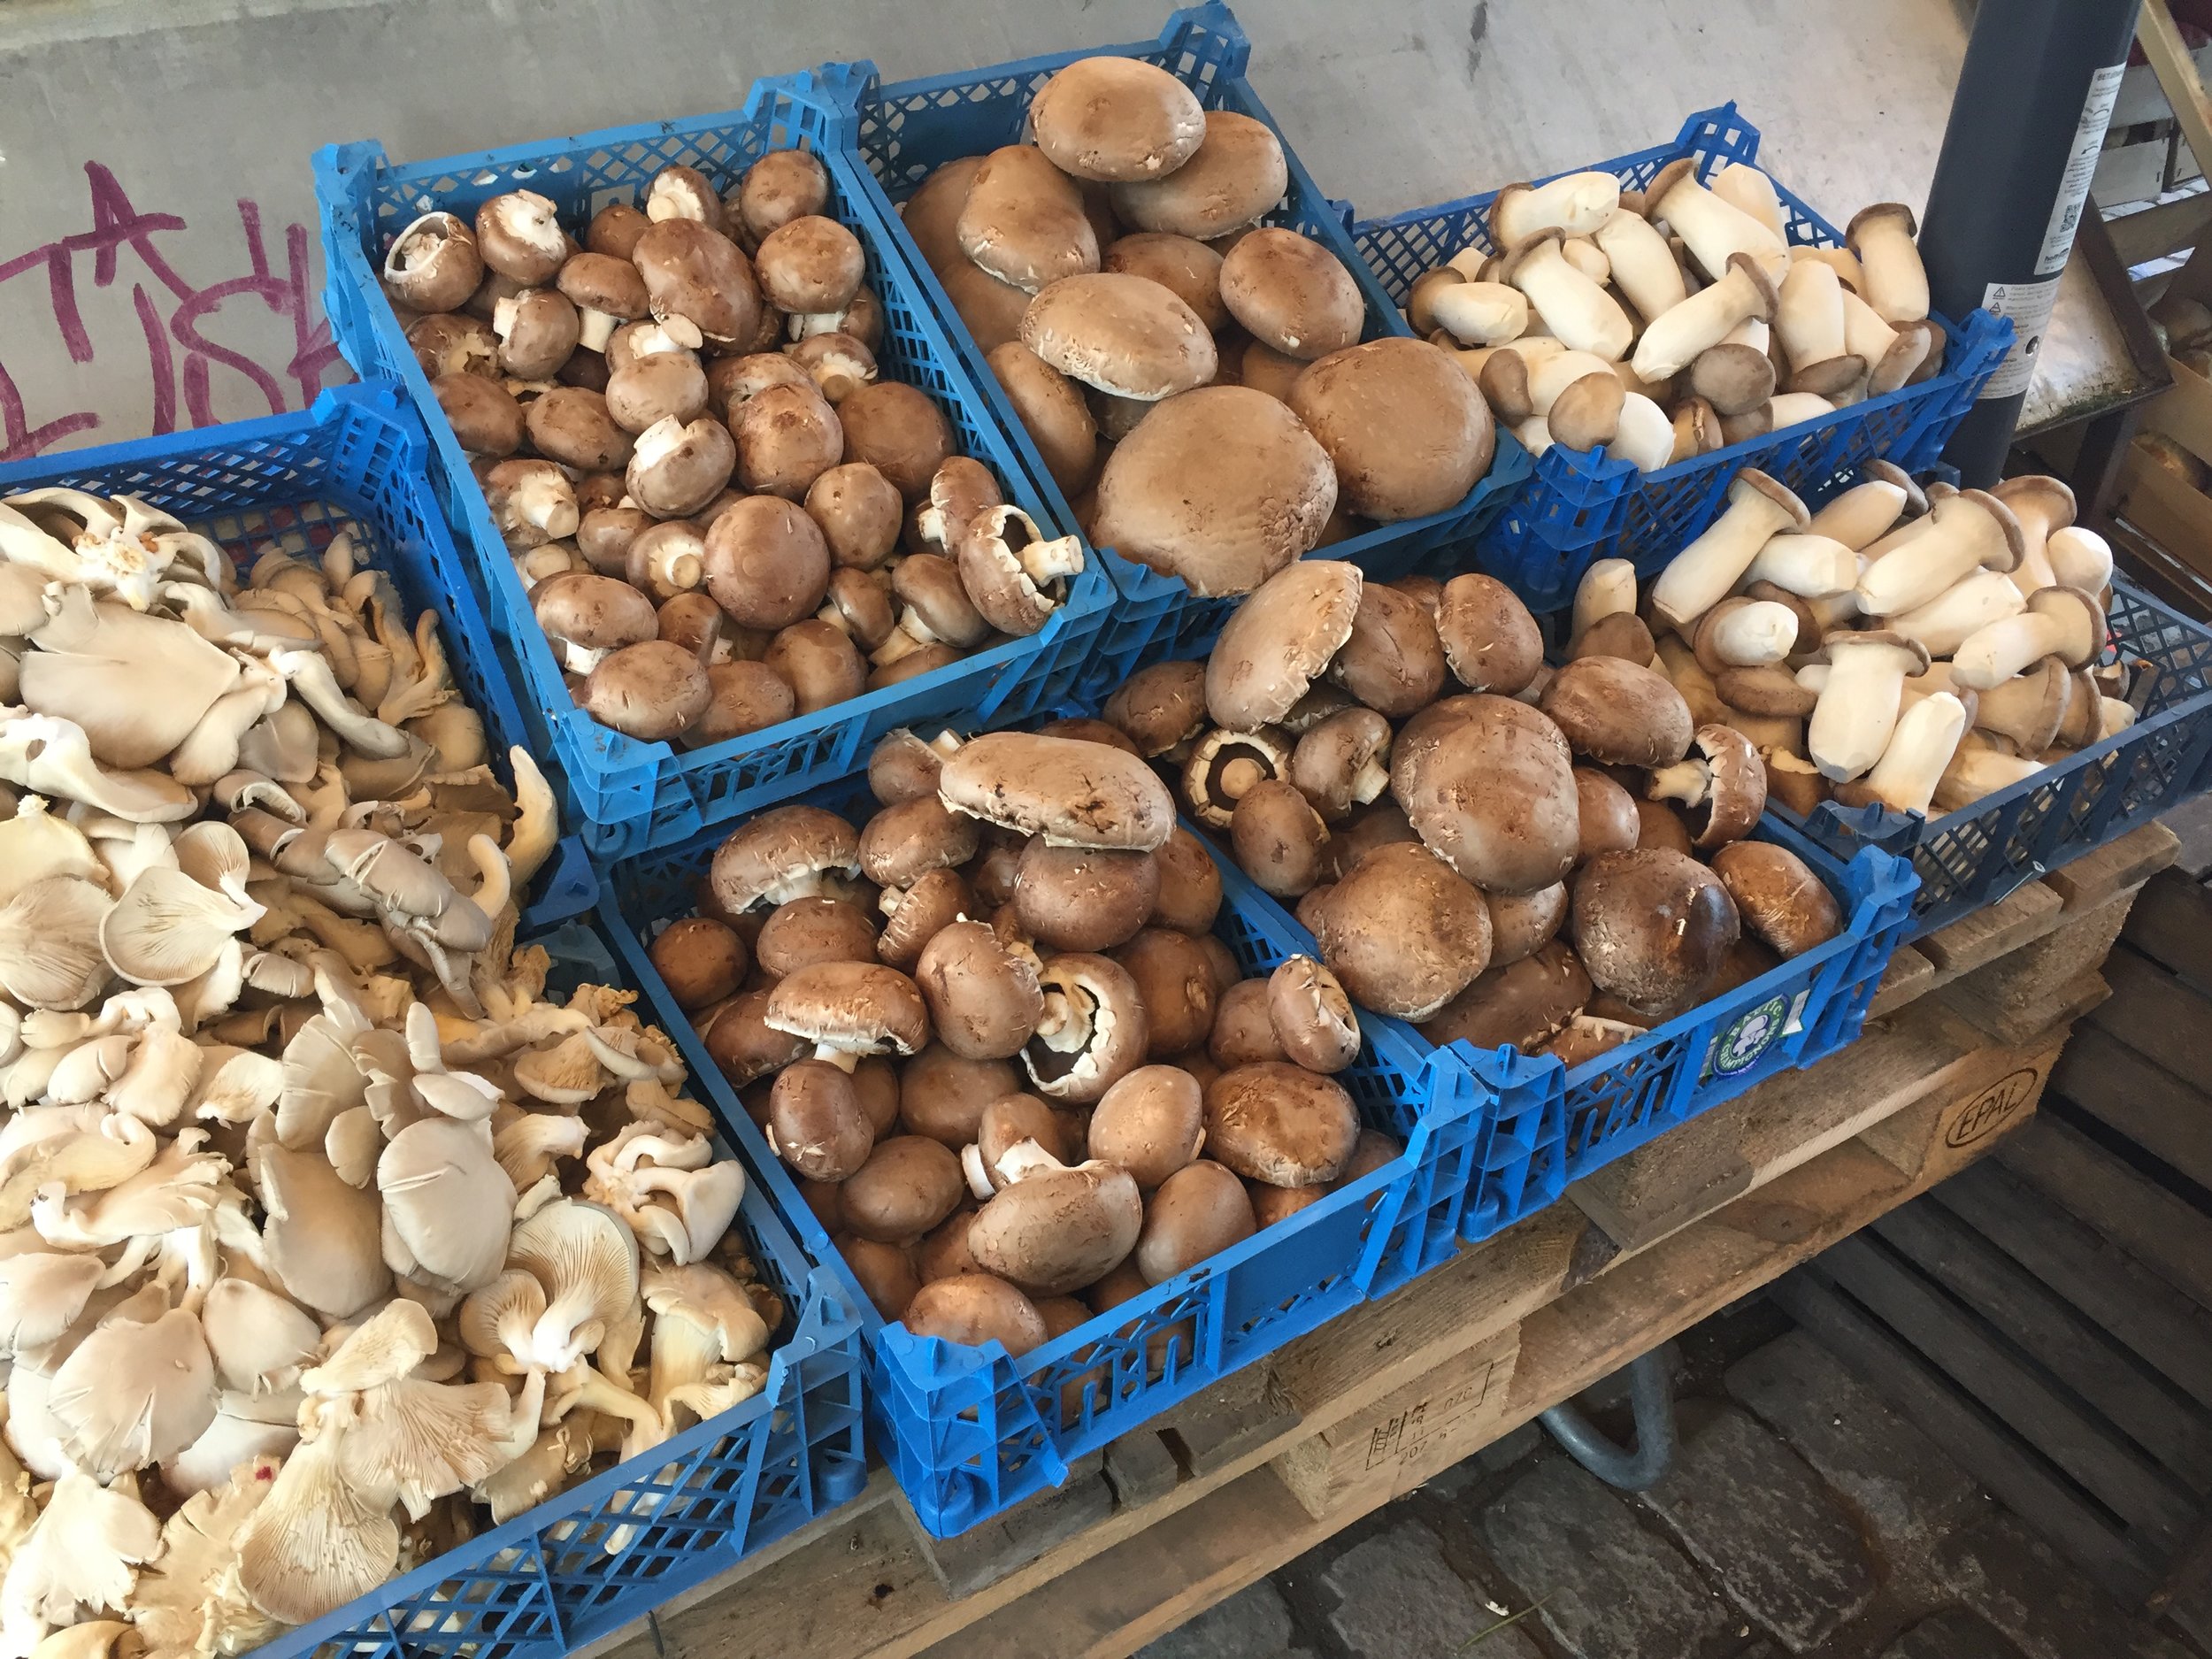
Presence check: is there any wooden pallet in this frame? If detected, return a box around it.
[580,826,2181,1659]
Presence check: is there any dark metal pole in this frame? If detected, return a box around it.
[1920,0,2144,485]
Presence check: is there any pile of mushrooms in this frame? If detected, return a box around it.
[1407,162,1946,468]
[382,151,1087,749]
[1094,557,1847,1063]
[1632,463,2130,818]
[646,726,1400,1368]
[896,57,1499,596]
[0,487,781,1646]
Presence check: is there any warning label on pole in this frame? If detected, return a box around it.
[2037,61,2126,275]
[1977,276,2062,400]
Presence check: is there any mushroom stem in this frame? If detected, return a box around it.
[1018,534,1086,583]
[1033,986,1094,1053]
[1952,590,2103,689]
[1935,744,2043,810]
[1887,569,2024,658]
[1743,534,1858,599]
[1350,753,1390,805]
[1706,600,1797,665]
[1651,472,1807,631]
[1777,259,1847,369]
[1646,758,1711,807]
[1593,208,1686,324]
[1807,478,1907,550]
[2048,526,2113,593]
[1650,165,1788,286]
[810,1043,860,1073]
[1572,557,1637,640]
[1506,235,1632,361]
[1853,494,2018,616]
[1850,204,1928,325]
[1854,691,1968,816]
[1809,634,1928,781]
[1632,256,1775,381]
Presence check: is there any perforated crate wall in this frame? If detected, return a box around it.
[1351,103,2010,611]
[313,71,1113,858]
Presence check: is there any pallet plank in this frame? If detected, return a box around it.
[1931,1158,2212,1413]
[1918,881,2065,974]
[2040,820,2180,912]
[2086,946,2212,1087]
[2122,865,2212,985]
[1869,1202,2212,1494]
[1811,1233,2201,1548]
[1773,1270,2166,1605]
[2050,1025,2212,1193]
[1995,1115,2212,1311]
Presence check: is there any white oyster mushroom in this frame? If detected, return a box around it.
[505,1199,641,1373]
[234,1430,397,1627]
[78,818,175,895]
[48,1295,219,1479]
[31,1133,224,1249]
[0,879,112,1011]
[99,866,263,987]
[0,505,93,593]
[643,1262,770,1429]
[185,1048,284,1125]
[457,1269,551,1371]
[0,1474,161,1655]
[267,649,409,759]
[493,1111,588,1189]
[324,1106,383,1187]
[0,565,49,639]
[104,1025,202,1127]
[273,1000,372,1149]
[254,1141,389,1318]
[584,1126,744,1268]
[127,1452,282,1659]
[0,1256,102,1357]
[3,1371,72,1484]
[19,588,240,769]
[160,1391,300,1501]
[201,1278,319,1396]
[0,714,196,824]
[505,749,558,887]
[512,1033,607,1105]
[376,1117,515,1293]
[0,802,103,907]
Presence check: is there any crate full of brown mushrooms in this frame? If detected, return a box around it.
[595,725,1494,1536]
[1347,104,2012,608]
[838,22,1532,695]
[1088,552,1920,1231]
[0,398,869,1656]
[314,77,1115,862]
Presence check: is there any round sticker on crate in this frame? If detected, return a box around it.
[1709,992,1791,1079]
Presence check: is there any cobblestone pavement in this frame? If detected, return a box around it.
[1141,1298,2206,1659]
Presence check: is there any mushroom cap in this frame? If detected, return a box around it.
[841,1135,965,1243]
[840,1233,923,1320]
[707,803,860,912]
[526,387,633,472]
[1020,272,1218,401]
[1135,1160,1256,1284]
[1202,1063,1360,1187]
[764,961,929,1056]
[1288,337,1494,523]
[1571,849,1741,1014]
[533,571,657,652]
[1672,723,1768,849]
[899,1043,1019,1144]
[966,1157,1142,1294]
[1688,342,1776,417]
[1110,110,1289,239]
[915,919,1044,1061]
[986,342,1099,495]
[879,865,973,971]
[1103,657,1209,757]
[1087,1064,1206,1189]
[902,1272,1048,1355]
[1329,580,1448,718]
[1030,57,1208,181]
[1219,228,1363,362]
[1548,369,1629,448]
[1016,841,1161,950]
[1307,841,1493,1019]
[972,1094,1071,1180]
[1417,937,1592,1055]
[860,795,980,891]
[1846,200,1919,245]
[631,219,760,344]
[1092,386,1339,596]
[649,916,748,1009]
[1391,695,1580,895]
[704,495,832,629]
[754,895,879,978]
[581,641,713,741]
[937,731,1175,850]
[1103,233,1227,330]
[605,354,710,434]
[1267,955,1361,1073]
[1823,626,1933,675]
[1992,472,2077,534]
[755,215,865,315]
[2024,584,2105,666]
[1540,655,1695,768]
[1150,825,1225,933]
[1484,882,1569,967]
[1023,952,1148,1103]
[733,381,843,501]
[1229,780,1332,898]
[379,1118,518,1292]
[837,381,956,502]
[1710,840,1843,958]
[1111,927,1219,1057]
[1288,706,1393,823]
[958,144,1102,296]
[1204,558,1363,729]
[737,149,833,246]
[1436,573,1542,695]
[807,462,905,569]
[703,989,808,1084]
[769,1059,875,1181]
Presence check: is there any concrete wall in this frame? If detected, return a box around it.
[0,0,1969,458]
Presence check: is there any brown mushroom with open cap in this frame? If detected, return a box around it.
[1019,273,1217,403]
[1024,952,1148,1103]
[965,1146,1142,1294]
[1092,386,1338,596]
[1709,841,1842,958]
[1485,882,1569,967]
[1417,937,1593,1055]
[1645,724,1767,849]
[1103,233,1227,330]
[958,505,1087,638]
[1267,956,1359,1073]
[1219,228,1363,361]
[938,731,1175,850]
[1203,1063,1360,1188]
[1181,726,1293,828]
[956,144,1102,296]
[1307,841,1493,1020]
[1571,849,1741,1016]
[1110,110,1288,239]
[1392,695,1581,896]
[1540,656,1695,768]
[1088,1064,1207,1189]
[1289,338,1494,523]
[709,804,863,913]
[632,219,759,345]
[1030,56,1207,180]
[986,343,1099,495]
[1204,558,1363,729]
[765,960,930,1069]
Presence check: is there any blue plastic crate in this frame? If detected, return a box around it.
[311,71,1115,861]
[829,4,1533,697]
[1351,104,2012,611]
[250,918,867,1659]
[597,766,1494,1537]
[0,384,596,930]
[1775,575,2212,939]
[1217,811,1916,1235]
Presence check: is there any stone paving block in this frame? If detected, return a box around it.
[1878,1608,2028,1659]
[1727,1331,1985,1555]
[1935,1513,2194,1659]
[1475,1421,1544,1474]
[1640,1407,1878,1652]
[1134,1578,1298,1659]
[1320,1519,1540,1659]
[1479,1455,1736,1659]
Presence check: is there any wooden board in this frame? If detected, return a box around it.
[1568,998,1985,1252]
[1866,944,1936,1018]
[2085,945,2212,1093]
[2041,822,2180,912]
[2120,865,2212,987]
[2051,1024,2212,1194]
[1996,1113,2212,1313]
[1858,1024,2065,1189]
[1916,880,2065,974]
[2142,0,2212,190]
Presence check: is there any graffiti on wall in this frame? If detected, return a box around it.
[0,161,349,461]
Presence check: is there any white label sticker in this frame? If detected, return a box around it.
[2038,61,2126,274]
[1978,276,2063,399]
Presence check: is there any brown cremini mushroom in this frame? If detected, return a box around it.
[1202,1063,1360,1187]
